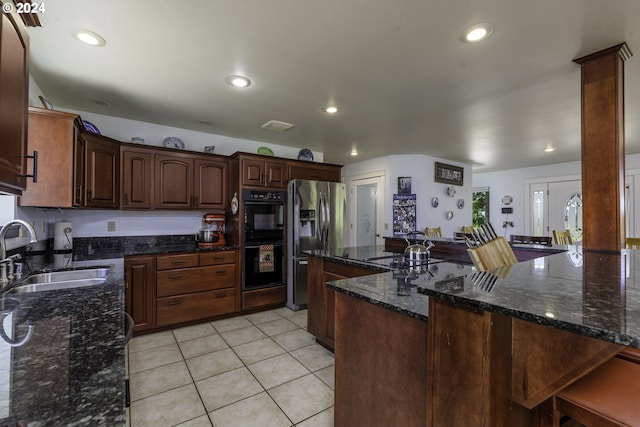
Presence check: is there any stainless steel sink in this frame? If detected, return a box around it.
[9,267,110,293]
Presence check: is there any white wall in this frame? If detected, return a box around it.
[473,154,640,237]
[342,155,473,239]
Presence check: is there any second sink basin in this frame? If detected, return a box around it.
[10,267,110,294]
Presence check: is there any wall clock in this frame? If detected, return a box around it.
[447,186,456,197]
[502,195,513,205]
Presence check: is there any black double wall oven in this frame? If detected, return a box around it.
[242,189,286,290]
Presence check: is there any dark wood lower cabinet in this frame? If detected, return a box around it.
[124,255,155,333]
[334,291,428,427]
[156,289,236,327]
[307,256,379,350]
[241,285,286,310]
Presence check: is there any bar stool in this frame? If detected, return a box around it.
[552,354,640,426]
[627,237,640,249]
[425,227,442,237]
[553,229,573,245]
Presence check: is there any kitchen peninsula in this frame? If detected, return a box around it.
[307,245,640,426]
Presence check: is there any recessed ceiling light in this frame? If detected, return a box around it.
[324,106,339,114]
[544,146,555,152]
[75,29,106,47]
[225,75,251,88]
[462,23,493,43]
[350,149,358,156]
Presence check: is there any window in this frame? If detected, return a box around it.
[472,187,490,227]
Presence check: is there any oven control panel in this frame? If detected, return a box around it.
[244,190,286,202]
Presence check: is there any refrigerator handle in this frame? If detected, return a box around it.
[320,192,330,248]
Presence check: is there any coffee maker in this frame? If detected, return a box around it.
[198,213,226,248]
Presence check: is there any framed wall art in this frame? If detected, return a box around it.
[398,176,412,194]
[434,162,464,186]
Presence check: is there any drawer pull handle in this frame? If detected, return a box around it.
[168,274,184,279]
[171,260,186,264]
[215,270,227,274]
[167,301,181,306]
[215,293,228,298]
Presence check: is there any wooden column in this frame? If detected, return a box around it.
[574,43,632,251]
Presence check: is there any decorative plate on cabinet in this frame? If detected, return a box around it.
[257,146,274,156]
[447,186,456,197]
[163,136,185,149]
[457,199,465,209]
[82,120,100,135]
[431,197,439,208]
[297,148,314,161]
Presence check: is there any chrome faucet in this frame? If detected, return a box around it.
[1,219,38,284]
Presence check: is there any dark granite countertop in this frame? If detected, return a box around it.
[308,245,640,349]
[306,246,461,321]
[0,256,125,426]
[0,235,240,426]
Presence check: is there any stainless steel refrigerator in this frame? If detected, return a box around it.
[287,179,347,310]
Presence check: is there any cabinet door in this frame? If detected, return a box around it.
[125,256,155,333]
[73,134,84,207]
[265,160,286,188]
[122,148,153,209]
[154,154,194,209]
[194,157,227,209]
[83,134,120,208]
[241,158,265,186]
[19,108,78,207]
[0,11,29,195]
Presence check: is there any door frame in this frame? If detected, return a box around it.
[347,171,386,247]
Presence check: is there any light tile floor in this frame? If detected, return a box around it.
[127,308,334,427]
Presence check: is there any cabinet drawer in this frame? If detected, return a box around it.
[157,265,235,297]
[242,285,286,309]
[156,289,236,326]
[199,250,236,266]
[156,253,199,270]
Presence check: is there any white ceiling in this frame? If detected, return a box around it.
[26,0,640,172]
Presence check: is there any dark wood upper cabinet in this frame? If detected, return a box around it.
[0,9,29,195]
[240,156,286,188]
[19,108,120,209]
[121,147,153,209]
[154,153,193,209]
[82,133,120,208]
[194,156,228,209]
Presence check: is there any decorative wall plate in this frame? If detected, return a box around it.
[446,210,454,220]
[257,146,274,156]
[163,136,185,149]
[83,120,100,135]
[431,197,439,208]
[457,199,465,209]
[502,195,513,205]
[447,186,456,197]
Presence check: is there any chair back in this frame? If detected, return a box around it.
[552,229,573,245]
[510,235,552,246]
[425,227,442,237]
[462,226,474,234]
[627,237,640,249]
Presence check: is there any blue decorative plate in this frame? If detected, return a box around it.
[297,148,313,161]
[163,136,185,149]
[82,120,100,134]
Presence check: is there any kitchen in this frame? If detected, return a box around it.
[2,1,640,426]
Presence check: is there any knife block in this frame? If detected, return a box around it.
[467,237,518,271]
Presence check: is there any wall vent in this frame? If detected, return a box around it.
[261,120,294,132]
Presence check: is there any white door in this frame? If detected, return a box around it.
[348,174,385,247]
[548,180,582,243]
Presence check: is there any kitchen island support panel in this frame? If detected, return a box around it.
[335,291,427,427]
